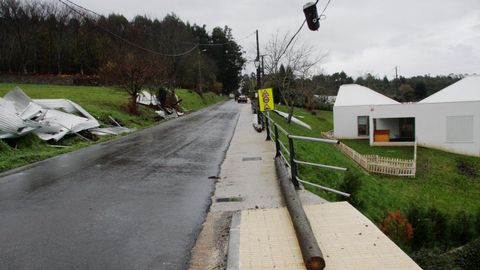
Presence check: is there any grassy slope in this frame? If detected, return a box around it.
[270,105,480,222]
[0,83,227,172]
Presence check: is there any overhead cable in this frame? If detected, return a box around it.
[58,0,199,57]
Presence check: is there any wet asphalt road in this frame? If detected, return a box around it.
[0,101,240,270]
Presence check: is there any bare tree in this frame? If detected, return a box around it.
[264,31,326,123]
[100,52,154,114]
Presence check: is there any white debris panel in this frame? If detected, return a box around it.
[136,90,184,119]
[136,90,159,106]
[274,110,312,130]
[0,87,101,141]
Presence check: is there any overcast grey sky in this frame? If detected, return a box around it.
[55,0,480,78]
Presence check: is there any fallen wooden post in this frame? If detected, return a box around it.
[275,156,325,270]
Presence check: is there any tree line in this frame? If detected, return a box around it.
[242,70,464,110]
[0,0,246,94]
[240,32,464,113]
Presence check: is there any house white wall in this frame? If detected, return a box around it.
[369,101,480,157]
[333,105,371,139]
[334,101,480,156]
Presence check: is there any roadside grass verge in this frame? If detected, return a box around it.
[269,106,480,222]
[176,89,227,112]
[0,83,227,173]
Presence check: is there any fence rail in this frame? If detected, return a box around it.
[337,141,416,177]
[264,114,349,196]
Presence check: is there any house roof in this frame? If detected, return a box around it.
[334,84,400,107]
[419,76,480,103]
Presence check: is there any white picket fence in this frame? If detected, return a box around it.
[324,132,417,177]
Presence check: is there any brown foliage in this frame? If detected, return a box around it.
[380,211,414,245]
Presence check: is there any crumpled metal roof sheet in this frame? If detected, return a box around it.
[136,90,159,106]
[0,87,100,141]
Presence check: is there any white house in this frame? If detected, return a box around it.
[333,76,480,157]
[333,84,400,140]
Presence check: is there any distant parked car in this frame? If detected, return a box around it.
[237,95,248,103]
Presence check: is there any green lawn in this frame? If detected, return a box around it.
[0,83,227,172]
[342,139,415,160]
[269,106,480,222]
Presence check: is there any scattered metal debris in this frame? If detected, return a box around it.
[0,87,134,142]
[136,90,159,106]
[0,87,99,141]
[90,126,136,136]
[137,90,185,119]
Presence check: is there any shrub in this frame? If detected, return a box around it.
[475,209,480,237]
[411,247,456,270]
[155,86,169,107]
[453,238,480,269]
[407,205,431,250]
[428,207,450,249]
[449,211,475,246]
[379,211,414,246]
[337,171,363,209]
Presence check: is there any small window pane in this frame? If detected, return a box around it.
[358,116,369,136]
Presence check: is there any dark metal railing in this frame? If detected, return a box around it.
[265,114,350,197]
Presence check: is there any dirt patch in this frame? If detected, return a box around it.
[188,211,233,270]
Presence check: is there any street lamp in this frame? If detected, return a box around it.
[254,58,260,69]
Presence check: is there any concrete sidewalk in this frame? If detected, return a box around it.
[189,103,419,270]
[189,103,324,269]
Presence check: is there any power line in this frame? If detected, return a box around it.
[277,20,306,62]
[58,0,199,57]
[181,31,256,47]
[318,0,333,17]
[276,0,333,63]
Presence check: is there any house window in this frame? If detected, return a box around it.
[446,115,473,143]
[358,116,369,136]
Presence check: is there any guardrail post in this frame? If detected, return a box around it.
[265,112,271,141]
[288,135,300,189]
[274,125,280,157]
[260,112,265,130]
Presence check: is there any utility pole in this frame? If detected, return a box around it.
[256,30,261,89]
[197,48,207,94]
[261,55,265,84]
[255,30,263,126]
[394,66,399,97]
[198,50,202,93]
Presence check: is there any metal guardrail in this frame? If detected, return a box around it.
[297,177,350,197]
[288,135,339,144]
[294,159,347,172]
[264,113,349,197]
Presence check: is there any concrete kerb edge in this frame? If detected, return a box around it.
[186,102,241,269]
[226,211,241,270]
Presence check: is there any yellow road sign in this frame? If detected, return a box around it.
[258,88,274,112]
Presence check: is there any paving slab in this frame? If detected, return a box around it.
[236,202,421,270]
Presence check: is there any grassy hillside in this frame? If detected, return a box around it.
[269,106,480,221]
[0,83,227,172]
